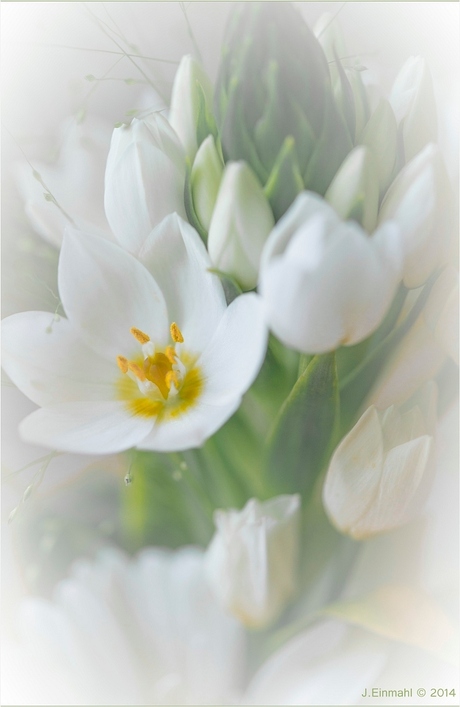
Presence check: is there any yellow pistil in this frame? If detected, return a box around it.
[165,345,176,363]
[127,361,146,381]
[130,327,150,345]
[117,355,129,373]
[165,370,180,390]
[170,322,184,343]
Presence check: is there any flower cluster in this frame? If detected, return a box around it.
[2,3,458,705]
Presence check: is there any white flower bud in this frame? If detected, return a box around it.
[169,55,214,160]
[390,56,437,162]
[190,135,224,233]
[379,144,452,289]
[104,112,186,254]
[205,495,301,628]
[323,383,437,539]
[325,146,379,233]
[208,161,275,290]
[260,192,402,354]
[359,98,398,193]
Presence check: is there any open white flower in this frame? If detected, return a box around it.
[259,192,402,354]
[3,547,245,705]
[205,495,301,628]
[323,382,436,539]
[104,112,186,254]
[15,115,112,248]
[1,215,267,454]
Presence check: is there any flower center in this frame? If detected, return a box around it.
[116,322,202,419]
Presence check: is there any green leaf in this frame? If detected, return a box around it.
[264,136,304,221]
[265,352,339,497]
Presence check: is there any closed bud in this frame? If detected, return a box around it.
[208,161,274,290]
[323,383,437,539]
[390,56,437,162]
[259,192,402,354]
[205,495,301,628]
[359,98,398,193]
[379,144,452,288]
[169,55,215,160]
[325,146,380,233]
[104,112,186,253]
[190,135,224,233]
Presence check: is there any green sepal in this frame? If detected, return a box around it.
[183,159,208,243]
[303,92,353,195]
[265,352,340,498]
[195,80,217,150]
[264,136,304,221]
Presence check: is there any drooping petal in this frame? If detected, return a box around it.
[19,401,154,454]
[139,214,227,353]
[1,311,116,407]
[196,292,268,405]
[137,398,240,452]
[59,229,169,359]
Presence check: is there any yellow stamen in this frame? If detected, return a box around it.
[117,355,129,374]
[130,327,150,345]
[170,322,184,343]
[127,361,146,381]
[165,345,176,363]
[165,370,180,390]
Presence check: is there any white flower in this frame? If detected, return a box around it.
[104,112,186,254]
[205,495,301,628]
[208,162,275,290]
[390,55,437,162]
[359,98,398,193]
[378,143,452,289]
[259,192,402,354]
[169,54,214,160]
[1,215,267,454]
[243,619,386,706]
[323,382,436,539]
[15,115,112,248]
[3,547,245,705]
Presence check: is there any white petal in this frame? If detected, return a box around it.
[197,293,268,405]
[19,401,154,454]
[105,141,185,254]
[139,214,227,353]
[323,406,384,534]
[137,398,240,452]
[59,229,169,359]
[1,311,116,406]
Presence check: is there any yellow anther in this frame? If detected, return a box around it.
[165,370,180,390]
[165,345,176,363]
[117,355,129,374]
[170,322,184,343]
[130,327,150,345]
[127,361,146,381]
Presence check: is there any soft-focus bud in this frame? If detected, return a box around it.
[169,54,215,160]
[325,146,379,233]
[104,112,186,254]
[423,266,459,365]
[190,135,224,233]
[390,56,437,163]
[15,116,112,248]
[323,383,437,539]
[259,192,402,354]
[215,4,353,219]
[379,144,452,289]
[205,495,301,628]
[208,161,275,290]
[359,98,398,193]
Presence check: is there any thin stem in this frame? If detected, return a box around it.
[32,43,179,64]
[180,2,203,63]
